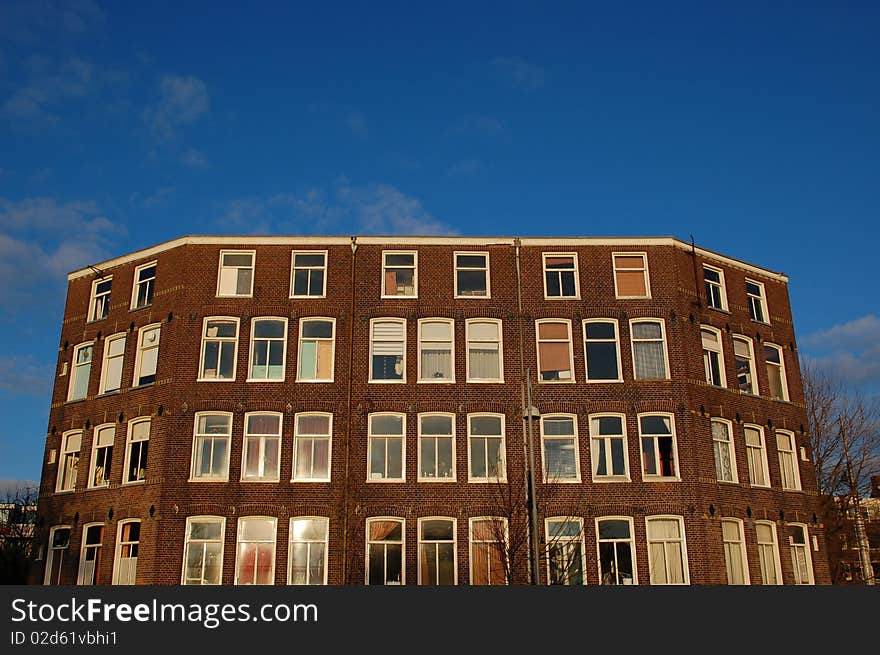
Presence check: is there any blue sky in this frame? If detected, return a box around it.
[1,0,878,483]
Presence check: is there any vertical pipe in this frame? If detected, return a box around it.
[341,236,358,583]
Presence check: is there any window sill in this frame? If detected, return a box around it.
[454,295,491,300]
[538,379,576,384]
[129,304,153,313]
[215,294,253,299]
[97,389,122,398]
[121,480,146,487]
[187,478,230,483]
[585,379,624,384]
[542,478,582,484]
[130,382,155,391]
[543,295,581,301]
[750,319,771,326]
[641,477,681,482]
[197,377,236,383]
[86,317,108,325]
[86,485,111,491]
[247,378,287,383]
[708,307,731,315]
[291,479,331,483]
[289,295,327,300]
[64,398,88,405]
[54,489,76,495]
[615,295,651,300]
[467,478,508,484]
[368,379,406,384]
[295,378,335,383]
[366,478,405,483]
[418,477,457,483]
[380,295,418,300]
[240,479,281,483]
[465,379,505,384]
[417,379,457,384]
[717,480,740,486]
[591,477,631,483]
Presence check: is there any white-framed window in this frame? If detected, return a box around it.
[630,319,669,380]
[248,317,287,381]
[56,431,81,492]
[711,418,737,483]
[454,252,490,298]
[77,523,104,585]
[88,277,112,322]
[132,323,160,386]
[787,523,814,585]
[733,335,758,394]
[182,516,225,585]
[744,424,770,488]
[381,251,417,298]
[88,424,115,489]
[765,343,789,401]
[98,333,125,394]
[466,319,503,382]
[198,317,239,381]
[540,414,580,482]
[746,279,769,324]
[367,413,405,482]
[638,413,679,480]
[217,250,255,297]
[124,417,150,484]
[190,412,232,481]
[418,413,456,482]
[701,326,726,387]
[645,515,689,585]
[467,413,506,482]
[755,520,782,585]
[292,413,332,482]
[366,517,404,585]
[469,517,507,585]
[583,319,622,382]
[44,526,71,585]
[131,261,156,310]
[112,520,140,585]
[703,265,727,311]
[290,250,327,298]
[369,318,405,382]
[545,517,585,585]
[418,517,457,585]
[589,413,629,481]
[289,517,328,585]
[613,252,650,298]
[542,252,579,299]
[296,318,335,382]
[776,430,801,491]
[241,412,282,482]
[418,318,454,382]
[68,342,93,401]
[596,517,637,585]
[721,518,750,584]
[536,319,575,383]
[234,516,276,585]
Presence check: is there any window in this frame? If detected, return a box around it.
[545,518,585,585]
[418,413,455,481]
[77,524,103,585]
[788,524,814,584]
[368,413,405,481]
[630,319,669,379]
[712,418,737,483]
[124,418,150,484]
[613,252,650,298]
[583,319,622,382]
[590,414,629,481]
[248,318,287,381]
[56,431,81,492]
[596,517,637,585]
[112,520,140,585]
[133,324,160,386]
[88,277,112,322]
[646,516,689,585]
[297,318,335,382]
[369,318,405,382]
[776,430,801,491]
[540,415,580,482]
[241,413,282,482]
[542,253,579,298]
[290,250,327,298]
[733,336,757,394]
[746,279,768,323]
[44,526,70,585]
[701,326,726,387]
[289,517,328,585]
[536,319,574,382]
[382,251,417,297]
[235,517,276,585]
[98,333,125,394]
[755,521,782,585]
[366,518,404,585]
[418,518,456,585]
[131,262,156,310]
[722,519,749,584]
[639,413,678,480]
[68,342,93,401]
[468,414,506,482]
[198,317,239,381]
[217,250,255,297]
[466,319,503,382]
[418,319,454,382]
[744,425,770,488]
[182,516,225,585]
[454,252,489,297]
[190,413,232,481]
[469,517,507,585]
[293,413,332,482]
[88,424,114,489]
[703,265,727,311]
[765,343,788,401]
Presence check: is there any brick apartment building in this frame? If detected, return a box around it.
[31,236,831,585]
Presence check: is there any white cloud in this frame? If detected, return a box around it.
[801,315,880,388]
[0,0,104,46]
[143,74,210,141]
[1,56,93,124]
[489,56,546,91]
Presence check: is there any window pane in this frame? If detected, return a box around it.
[587,341,618,379]
[471,416,501,435]
[303,320,333,339]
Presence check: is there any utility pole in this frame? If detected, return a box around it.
[840,416,875,585]
[524,371,540,585]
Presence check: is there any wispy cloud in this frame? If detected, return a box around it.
[450,114,506,138]
[1,56,93,125]
[447,158,487,178]
[143,74,210,142]
[0,0,104,46]
[344,110,368,137]
[129,186,176,209]
[0,356,53,396]
[801,315,880,388]
[181,148,208,168]
[489,56,546,91]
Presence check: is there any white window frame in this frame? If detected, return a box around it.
[535,319,575,383]
[197,316,240,382]
[292,412,333,483]
[44,525,71,585]
[67,342,94,402]
[539,413,581,483]
[744,424,771,488]
[595,516,638,585]
[181,515,226,585]
[98,333,126,395]
[465,318,504,383]
[703,264,728,311]
[216,249,255,298]
[77,522,104,585]
[381,250,418,298]
[417,517,458,585]
[776,430,802,491]
[189,412,233,482]
[234,516,277,585]
[542,252,580,299]
[288,516,329,585]
[87,423,115,489]
[367,412,406,483]
[467,413,507,483]
[589,413,630,482]
[701,325,727,387]
[544,516,586,586]
[711,417,738,483]
[454,251,490,298]
[111,519,140,585]
[247,317,288,382]
[369,317,406,383]
[468,516,508,585]
[612,252,651,299]
[746,278,769,324]
[56,430,81,493]
[417,412,456,482]
[721,518,750,585]
[240,412,282,483]
[88,276,112,322]
[130,261,157,310]
[132,323,161,387]
[296,317,336,383]
[787,523,815,585]
[629,318,670,380]
[645,515,690,585]
[123,417,150,485]
[417,318,455,383]
[764,343,789,401]
[733,335,758,395]
[289,250,328,298]
[583,318,623,383]
[365,517,405,585]
[755,520,783,585]
[638,412,679,481]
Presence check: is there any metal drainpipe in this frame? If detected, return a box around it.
[341,236,358,583]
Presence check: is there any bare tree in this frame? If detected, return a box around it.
[0,484,38,584]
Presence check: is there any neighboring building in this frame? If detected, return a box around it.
[31,235,830,585]
[825,476,880,584]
